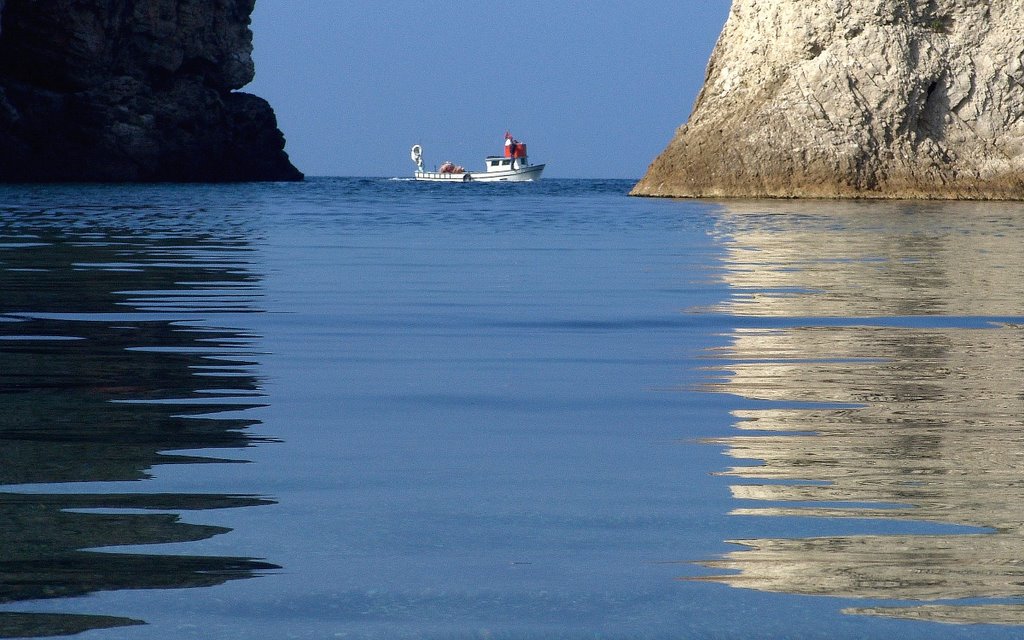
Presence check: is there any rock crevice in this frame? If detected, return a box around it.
[0,0,302,182]
[633,0,1024,199]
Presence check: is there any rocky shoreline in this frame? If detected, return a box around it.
[633,0,1024,199]
[0,0,302,182]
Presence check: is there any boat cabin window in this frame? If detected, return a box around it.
[490,160,500,167]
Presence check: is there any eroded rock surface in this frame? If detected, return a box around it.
[0,0,302,182]
[633,0,1024,199]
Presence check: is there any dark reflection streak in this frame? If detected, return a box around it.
[698,201,1024,626]
[0,204,276,637]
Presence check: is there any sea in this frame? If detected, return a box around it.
[1,177,1024,639]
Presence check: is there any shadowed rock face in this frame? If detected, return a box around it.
[633,0,1024,199]
[0,0,303,182]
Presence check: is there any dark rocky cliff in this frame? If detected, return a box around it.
[0,0,302,182]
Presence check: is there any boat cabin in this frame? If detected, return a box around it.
[484,156,530,172]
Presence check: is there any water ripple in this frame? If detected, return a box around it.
[701,200,1024,625]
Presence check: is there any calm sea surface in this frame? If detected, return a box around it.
[1,178,1024,638]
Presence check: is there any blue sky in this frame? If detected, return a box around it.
[248,1,731,179]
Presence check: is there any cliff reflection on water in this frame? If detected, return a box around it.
[0,195,275,637]
[701,201,1024,625]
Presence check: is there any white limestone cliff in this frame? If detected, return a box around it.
[632,0,1024,199]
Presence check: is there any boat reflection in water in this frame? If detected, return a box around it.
[0,194,276,637]
[699,201,1024,624]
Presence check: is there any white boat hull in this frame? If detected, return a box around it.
[415,163,545,183]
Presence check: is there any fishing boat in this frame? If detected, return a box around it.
[410,135,545,182]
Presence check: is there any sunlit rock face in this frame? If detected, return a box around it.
[633,0,1024,199]
[0,0,303,181]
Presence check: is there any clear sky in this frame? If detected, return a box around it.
[247,1,732,179]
